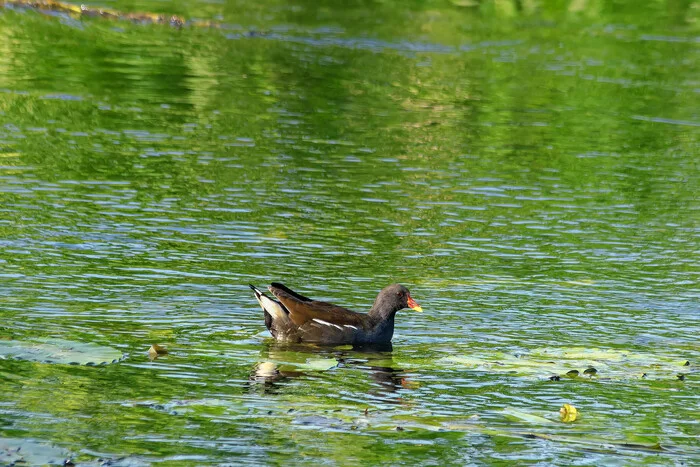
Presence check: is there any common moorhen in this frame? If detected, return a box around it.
[249,283,422,345]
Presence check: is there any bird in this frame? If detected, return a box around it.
[249,282,422,345]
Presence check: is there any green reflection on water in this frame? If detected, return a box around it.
[0,0,698,464]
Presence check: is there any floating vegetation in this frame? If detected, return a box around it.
[0,338,123,366]
[147,344,168,360]
[502,407,555,425]
[0,438,70,466]
[440,347,690,382]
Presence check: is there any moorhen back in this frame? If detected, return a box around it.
[249,283,422,345]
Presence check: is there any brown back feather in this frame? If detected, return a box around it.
[269,285,366,327]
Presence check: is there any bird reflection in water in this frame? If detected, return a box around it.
[247,342,416,400]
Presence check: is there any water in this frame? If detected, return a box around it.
[0,0,698,464]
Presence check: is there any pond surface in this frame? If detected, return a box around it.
[0,0,698,464]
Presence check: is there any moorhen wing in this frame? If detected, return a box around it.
[249,283,422,345]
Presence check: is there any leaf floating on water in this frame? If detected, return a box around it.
[549,375,560,381]
[503,407,555,425]
[440,347,689,382]
[302,358,338,371]
[0,438,70,466]
[677,374,685,381]
[505,431,665,454]
[0,338,123,366]
[560,404,578,423]
[683,361,690,366]
[148,344,168,360]
[292,414,344,428]
[150,344,168,354]
[440,356,488,369]
[565,370,580,378]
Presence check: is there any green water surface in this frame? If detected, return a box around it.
[0,0,698,465]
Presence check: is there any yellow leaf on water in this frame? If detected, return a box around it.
[148,344,168,360]
[560,403,578,422]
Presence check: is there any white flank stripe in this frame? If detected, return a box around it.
[343,325,358,330]
[312,318,343,330]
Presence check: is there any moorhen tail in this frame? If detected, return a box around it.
[249,283,422,345]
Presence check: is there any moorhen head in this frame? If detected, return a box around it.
[249,283,422,345]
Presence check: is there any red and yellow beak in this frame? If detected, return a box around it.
[407,294,423,312]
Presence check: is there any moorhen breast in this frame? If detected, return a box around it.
[249,283,422,345]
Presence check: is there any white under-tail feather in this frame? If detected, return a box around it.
[250,285,287,320]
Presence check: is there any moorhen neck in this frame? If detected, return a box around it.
[249,283,422,345]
